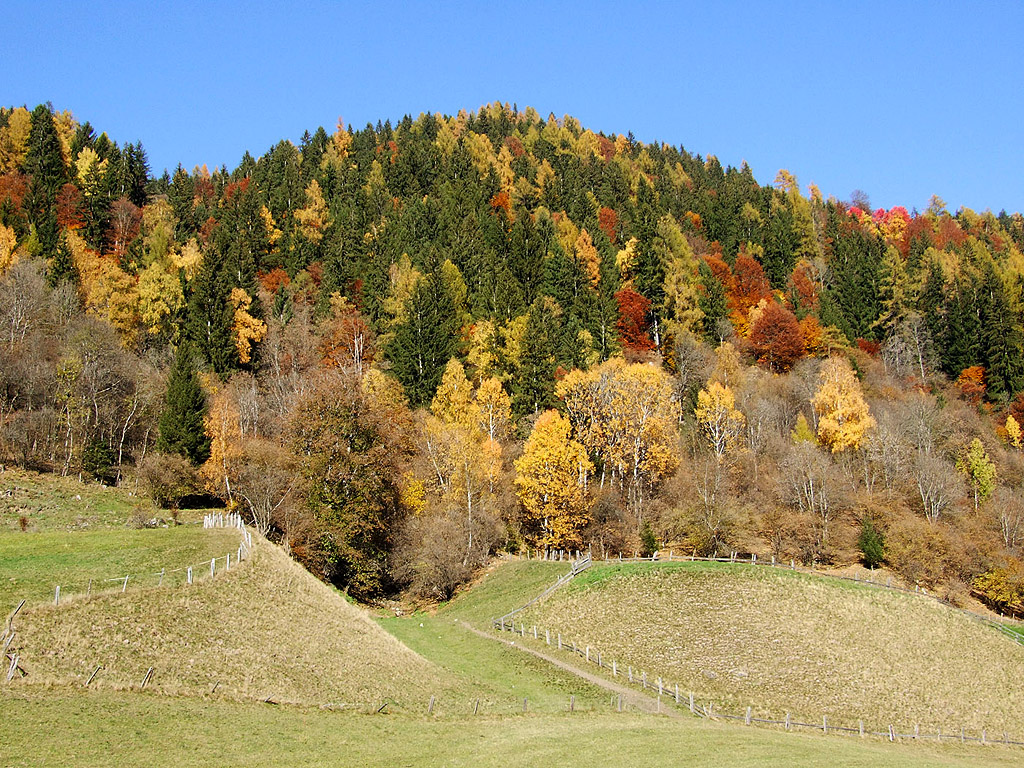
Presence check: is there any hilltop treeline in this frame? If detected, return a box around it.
[2,102,1023,610]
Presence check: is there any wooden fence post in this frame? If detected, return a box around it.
[823,715,828,734]
[674,684,679,704]
[54,585,60,606]
[570,695,575,712]
[86,665,101,686]
[210,558,216,578]
[888,725,894,742]
[158,569,164,587]
[187,567,192,585]
[557,633,562,649]
[122,575,129,593]
[523,697,528,712]
[689,692,694,714]
[785,712,791,731]
[427,695,435,714]
[6,654,20,681]
[612,660,617,676]
[87,579,92,597]
[859,720,864,737]
[473,699,479,715]
[545,629,550,645]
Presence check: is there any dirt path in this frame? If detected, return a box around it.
[457,619,685,719]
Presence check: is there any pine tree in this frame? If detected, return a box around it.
[157,344,211,465]
[387,268,459,407]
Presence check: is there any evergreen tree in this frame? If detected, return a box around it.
[512,297,560,417]
[698,259,727,342]
[157,344,210,465]
[185,254,237,375]
[387,269,459,407]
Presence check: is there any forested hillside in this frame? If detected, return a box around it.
[2,101,1023,611]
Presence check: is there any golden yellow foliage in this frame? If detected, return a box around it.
[67,231,139,341]
[0,224,18,273]
[812,356,875,453]
[137,261,184,336]
[431,359,479,428]
[475,377,512,444]
[0,107,31,173]
[574,228,600,287]
[514,410,593,549]
[1007,415,1023,450]
[229,288,267,364]
[399,471,427,516]
[294,179,330,244]
[170,238,203,282]
[201,384,243,499]
[695,382,746,459]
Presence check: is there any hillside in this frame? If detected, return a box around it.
[7,540,450,707]
[515,561,1024,735]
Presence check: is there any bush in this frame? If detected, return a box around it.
[137,451,196,509]
[639,521,658,558]
[858,517,885,569]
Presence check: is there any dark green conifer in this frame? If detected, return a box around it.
[157,344,210,466]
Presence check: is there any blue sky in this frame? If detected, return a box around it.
[4,1,1022,214]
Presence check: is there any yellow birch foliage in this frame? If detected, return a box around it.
[0,107,31,173]
[294,179,330,243]
[0,224,18,273]
[695,382,746,459]
[399,471,427,516]
[170,238,203,282]
[514,410,593,549]
[1006,415,1022,450]
[201,383,243,500]
[812,356,875,453]
[476,377,512,444]
[229,288,267,364]
[574,228,601,287]
[431,359,479,428]
[67,231,139,340]
[137,261,184,336]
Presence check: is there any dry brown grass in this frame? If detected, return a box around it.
[520,562,1024,734]
[7,541,450,708]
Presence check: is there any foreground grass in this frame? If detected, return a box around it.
[9,543,451,708]
[380,614,610,714]
[436,558,568,626]
[0,527,240,615]
[0,468,161,531]
[2,687,1020,768]
[518,560,1024,735]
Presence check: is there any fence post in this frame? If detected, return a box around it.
[586,646,590,663]
[211,558,216,578]
[557,633,562,650]
[158,569,165,587]
[823,715,828,734]
[187,567,192,585]
[122,575,129,593]
[859,720,864,737]
[674,683,679,704]
[612,660,617,676]
[657,677,663,695]
[745,707,751,725]
[87,579,92,597]
[545,629,550,645]
[86,665,101,686]
[889,725,894,742]
[427,695,435,714]
[473,699,479,715]
[982,729,987,745]
[570,695,575,713]
[523,698,528,712]
[54,585,60,606]
[628,667,633,683]
[227,553,231,571]
[641,671,647,689]
[785,712,791,731]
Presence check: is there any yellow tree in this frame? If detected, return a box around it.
[229,288,267,364]
[514,410,593,550]
[294,179,330,244]
[1006,415,1022,450]
[0,224,17,273]
[137,261,184,337]
[201,381,243,502]
[695,382,746,460]
[475,377,512,444]
[812,356,875,452]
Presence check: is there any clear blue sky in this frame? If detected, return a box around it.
[4,1,1022,214]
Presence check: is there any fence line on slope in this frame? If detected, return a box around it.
[594,549,1024,647]
[491,615,1024,748]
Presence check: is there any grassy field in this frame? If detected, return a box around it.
[0,468,164,531]
[2,687,1021,768]
[435,557,569,626]
[7,542,451,708]
[1,527,240,615]
[515,561,1024,735]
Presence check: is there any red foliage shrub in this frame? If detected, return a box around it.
[749,301,804,372]
[598,207,618,244]
[615,285,655,351]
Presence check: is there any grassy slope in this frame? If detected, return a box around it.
[0,468,162,531]
[3,687,1021,768]
[517,561,1024,734]
[8,542,450,708]
[1,527,240,614]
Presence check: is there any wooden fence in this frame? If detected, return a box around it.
[491,554,1024,748]
[2,512,254,684]
[596,549,1024,647]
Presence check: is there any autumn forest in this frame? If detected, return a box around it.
[2,101,1024,613]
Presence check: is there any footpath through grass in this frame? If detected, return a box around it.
[3,687,1021,768]
[0,526,240,615]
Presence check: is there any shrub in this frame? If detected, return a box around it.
[858,517,885,569]
[137,451,196,509]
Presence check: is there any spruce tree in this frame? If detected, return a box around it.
[157,344,210,465]
[387,269,458,407]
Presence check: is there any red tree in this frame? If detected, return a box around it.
[615,285,655,351]
[598,206,618,244]
[748,301,804,372]
[56,183,85,229]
